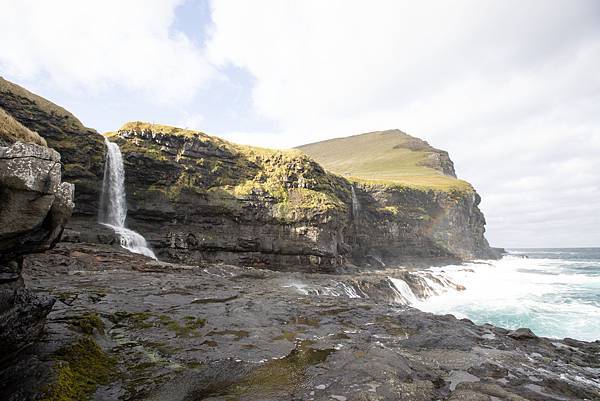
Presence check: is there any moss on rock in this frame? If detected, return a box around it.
[40,337,116,401]
[68,313,105,335]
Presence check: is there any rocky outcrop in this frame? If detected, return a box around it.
[0,77,104,217]
[108,123,497,270]
[0,141,74,357]
[349,184,494,264]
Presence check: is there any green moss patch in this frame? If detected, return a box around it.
[40,337,116,401]
[109,311,206,337]
[109,311,154,330]
[158,315,206,337]
[68,313,105,335]
[228,341,333,398]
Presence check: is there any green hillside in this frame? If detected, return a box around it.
[296,130,472,192]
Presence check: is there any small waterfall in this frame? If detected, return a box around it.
[351,185,361,221]
[98,137,157,260]
[284,271,461,306]
[388,277,419,305]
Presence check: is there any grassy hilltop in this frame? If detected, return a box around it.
[296,130,472,192]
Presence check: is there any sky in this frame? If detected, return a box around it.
[1,0,599,248]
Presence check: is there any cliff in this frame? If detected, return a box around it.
[0,119,74,357]
[108,122,351,270]
[0,77,496,269]
[297,130,495,263]
[0,77,105,217]
[109,122,497,269]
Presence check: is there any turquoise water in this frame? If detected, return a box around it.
[416,248,600,341]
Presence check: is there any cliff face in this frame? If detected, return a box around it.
[0,77,105,217]
[111,123,497,269]
[110,123,351,270]
[349,184,493,264]
[0,139,74,356]
[0,78,496,269]
[298,130,496,264]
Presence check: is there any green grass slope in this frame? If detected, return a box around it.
[0,107,47,146]
[296,130,472,192]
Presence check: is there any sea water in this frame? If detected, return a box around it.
[415,248,600,341]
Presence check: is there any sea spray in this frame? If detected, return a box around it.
[415,250,600,341]
[283,272,456,305]
[99,137,157,260]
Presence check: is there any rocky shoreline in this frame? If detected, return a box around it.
[0,242,597,401]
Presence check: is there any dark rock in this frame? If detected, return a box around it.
[0,141,74,359]
[0,243,596,401]
[0,289,55,358]
[0,77,105,217]
[508,328,538,340]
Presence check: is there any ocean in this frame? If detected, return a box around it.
[415,248,600,342]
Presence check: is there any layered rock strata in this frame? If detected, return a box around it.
[109,123,497,269]
[0,78,497,270]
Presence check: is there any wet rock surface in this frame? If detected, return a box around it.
[2,242,597,401]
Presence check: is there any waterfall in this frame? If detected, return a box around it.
[98,137,157,260]
[351,185,361,220]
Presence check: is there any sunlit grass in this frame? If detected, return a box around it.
[297,130,471,192]
[0,107,47,146]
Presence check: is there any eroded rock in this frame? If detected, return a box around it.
[0,141,74,357]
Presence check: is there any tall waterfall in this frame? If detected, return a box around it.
[98,137,157,260]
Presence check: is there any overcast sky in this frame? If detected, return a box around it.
[1,0,599,248]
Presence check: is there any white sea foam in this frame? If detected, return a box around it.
[388,277,419,304]
[414,253,600,341]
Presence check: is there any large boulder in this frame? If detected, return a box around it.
[0,141,74,356]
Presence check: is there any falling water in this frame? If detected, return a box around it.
[98,137,157,259]
[351,185,361,220]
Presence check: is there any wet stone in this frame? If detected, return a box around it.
[0,242,598,401]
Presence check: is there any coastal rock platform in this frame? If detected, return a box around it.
[1,242,598,401]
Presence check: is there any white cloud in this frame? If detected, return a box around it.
[1,0,599,247]
[0,0,214,102]
[207,0,600,247]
